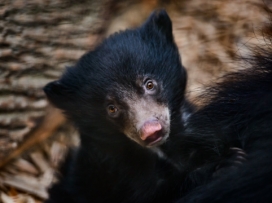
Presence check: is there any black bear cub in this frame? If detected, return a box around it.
[44,10,230,203]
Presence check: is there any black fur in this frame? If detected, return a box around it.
[44,10,229,203]
[177,46,272,202]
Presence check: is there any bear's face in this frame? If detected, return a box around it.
[44,10,187,148]
[104,76,170,147]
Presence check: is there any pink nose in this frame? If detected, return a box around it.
[140,121,162,141]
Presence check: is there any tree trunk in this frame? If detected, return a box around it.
[0,0,107,160]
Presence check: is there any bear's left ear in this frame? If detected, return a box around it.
[141,9,173,42]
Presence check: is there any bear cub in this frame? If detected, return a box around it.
[44,10,237,203]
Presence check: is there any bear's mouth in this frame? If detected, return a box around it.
[144,130,164,146]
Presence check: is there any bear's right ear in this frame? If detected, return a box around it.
[43,80,75,110]
[141,9,173,42]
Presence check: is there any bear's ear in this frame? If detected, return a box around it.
[43,80,76,110]
[141,9,173,42]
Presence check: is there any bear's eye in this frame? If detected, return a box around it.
[145,80,154,90]
[108,105,118,114]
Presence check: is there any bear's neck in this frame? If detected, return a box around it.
[79,131,157,166]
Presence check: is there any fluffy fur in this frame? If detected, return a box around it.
[177,43,272,202]
[44,10,231,203]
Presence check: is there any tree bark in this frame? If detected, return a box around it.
[0,0,107,160]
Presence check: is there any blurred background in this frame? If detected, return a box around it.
[0,0,271,202]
